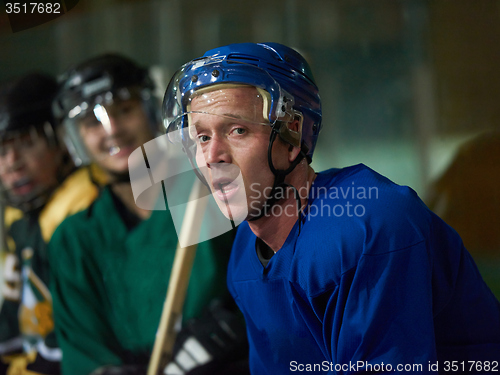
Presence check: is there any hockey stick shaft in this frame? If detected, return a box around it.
[147,178,208,375]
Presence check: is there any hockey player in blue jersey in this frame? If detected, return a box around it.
[162,42,500,374]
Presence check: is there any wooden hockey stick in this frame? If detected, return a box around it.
[147,178,209,375]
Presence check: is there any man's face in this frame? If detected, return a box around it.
[189,86,289,221]
[0,131,62,200]
[78,98,153,175]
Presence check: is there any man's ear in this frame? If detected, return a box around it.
[288,144,302,163]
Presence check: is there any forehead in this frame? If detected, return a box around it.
[0,128,42,147]
[189,86,264,115]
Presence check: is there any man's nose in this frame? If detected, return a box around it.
[205,137,231,167]
[106,115,122,137]
[95,104,122,138]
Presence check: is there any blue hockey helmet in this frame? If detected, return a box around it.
[163,42,322,163]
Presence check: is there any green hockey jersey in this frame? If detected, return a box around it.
[49,185,234,375]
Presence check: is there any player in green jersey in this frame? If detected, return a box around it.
[50,54,247,375]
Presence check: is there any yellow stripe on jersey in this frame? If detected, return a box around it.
[39,166,101,242]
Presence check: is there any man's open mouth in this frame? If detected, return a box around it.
[12,176,34,195]
[213,179,239,202]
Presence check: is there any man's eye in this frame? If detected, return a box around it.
[18,138,36,149]
[233,128,246,135]
[117,103,134,115]
[198,135,210,143]
[81,116,101,128]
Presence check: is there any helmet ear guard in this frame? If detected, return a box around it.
[255,86,303,150]
[275,111,303,149]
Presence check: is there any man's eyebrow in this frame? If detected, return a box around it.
[191,113,246,128]
[221,113,245,120]
[190,119,204,130]
[189,120,209,138]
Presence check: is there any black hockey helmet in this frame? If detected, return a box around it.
[0,73,65,212]
[0,72,59,145]
[53,54,159,166]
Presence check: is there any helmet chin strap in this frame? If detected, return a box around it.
[248,122,307,231]
[108,170,131,184]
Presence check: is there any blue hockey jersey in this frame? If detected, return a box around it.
[228,164,500,374]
